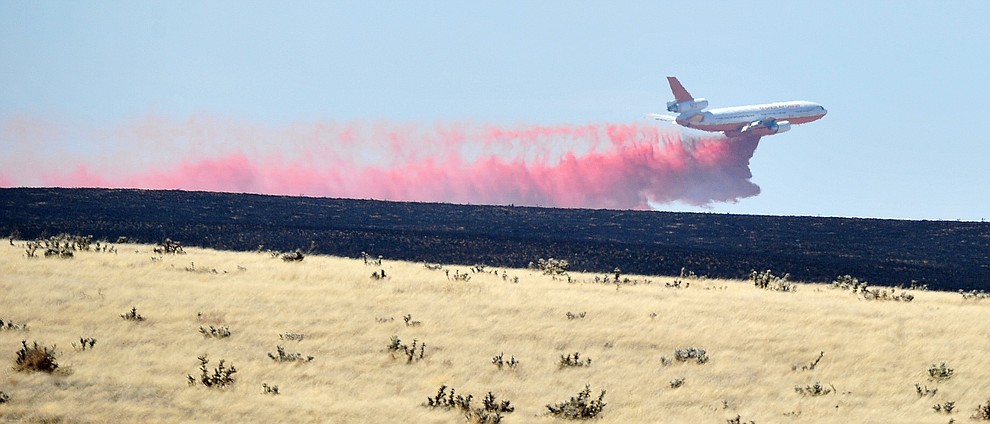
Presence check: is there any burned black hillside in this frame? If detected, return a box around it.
[1,188,987,291]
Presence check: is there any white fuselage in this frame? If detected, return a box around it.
[677,101,827,133]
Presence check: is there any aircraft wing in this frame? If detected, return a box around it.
[647,113,677,122]
[731,118,791,137]
[740,120,765,133]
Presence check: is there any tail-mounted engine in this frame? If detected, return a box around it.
[666,98,709,113]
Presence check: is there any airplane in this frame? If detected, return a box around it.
[649,76,827,138]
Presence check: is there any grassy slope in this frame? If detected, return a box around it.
[1,241,988,423]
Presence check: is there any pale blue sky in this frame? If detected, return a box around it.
[2,1,989,220]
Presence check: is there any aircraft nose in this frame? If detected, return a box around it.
[820,105,828,115]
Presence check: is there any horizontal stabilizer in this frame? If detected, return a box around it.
[647,113,677,122]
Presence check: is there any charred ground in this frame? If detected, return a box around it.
[1,187,987,291]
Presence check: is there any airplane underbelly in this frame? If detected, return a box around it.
[785,114,825,124]
[691,122,742,132]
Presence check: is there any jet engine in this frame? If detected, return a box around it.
[729,120,793,138]
[666,98,708,113]
[769,120,791,134]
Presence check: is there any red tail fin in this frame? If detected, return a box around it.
[667,76,694,103]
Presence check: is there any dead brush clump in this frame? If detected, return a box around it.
[726,415,755,424]
[750,269,795,292]
[662,267,703,288]
[533,258,569,276]
[279,332,305,341]
[447,269,471,281]
[928,362,954,381]
[668,347,709,365]
[153,238,185,254]
[120,307,145,321]
[565,311,586,320]
[830,274,914,302]
[0,390,9,404]
[974,399,990,420]
[915,383,938,397]
[360,251,383,266]
[280,249,304,262]
[932,401,956,414]
[199,326,231,339]
[0,319,28,331]
[187,354,236,388]
[14,341,58,373]
[546,384,607,420]
[792,351,825,371]
[959,290,990,301]
[425,386,514,424]
[387,335,426,363]
[403,314,421,327]
[492,352,519,370]
[831,274,869,292]
[72,337,97,351]
[268,345,314,363]
[25,233,99,258]
[261,383,280,395]
[862,287,914,302]
[795,381,835,396]
[559,352,592,368]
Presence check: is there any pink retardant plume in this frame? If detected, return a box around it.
[2,117,761,209]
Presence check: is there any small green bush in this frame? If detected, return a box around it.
[187,354,236,388]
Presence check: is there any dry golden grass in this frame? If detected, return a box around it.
[1,240,989,423]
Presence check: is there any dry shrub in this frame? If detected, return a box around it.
[15,341,58,373]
